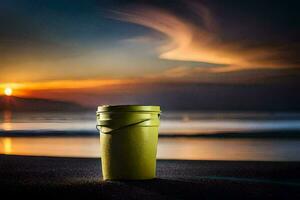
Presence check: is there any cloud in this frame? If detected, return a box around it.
[143,65,300,85]
[112,2,299,72]
[145,66,209,79]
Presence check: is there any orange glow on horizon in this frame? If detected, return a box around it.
[0,79,139,97]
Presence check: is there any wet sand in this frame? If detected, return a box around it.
[0,155,299,199]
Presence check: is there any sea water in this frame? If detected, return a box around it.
[0,111,300,161]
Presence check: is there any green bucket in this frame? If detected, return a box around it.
[96,105,161,180]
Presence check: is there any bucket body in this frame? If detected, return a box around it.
[96,105,160,180]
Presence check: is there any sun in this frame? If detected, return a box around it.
[4,87,13,96]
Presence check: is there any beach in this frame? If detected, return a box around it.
[0,155,299,199]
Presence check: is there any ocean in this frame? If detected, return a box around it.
[1,111,300,161]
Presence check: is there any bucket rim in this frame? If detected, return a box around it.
[97,105,160,113]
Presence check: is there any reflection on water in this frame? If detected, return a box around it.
[2,138,12,154]
[1,137,300,161]
[2,111,12,131]
[0,137,99,157]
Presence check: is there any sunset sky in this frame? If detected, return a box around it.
[0,0,299,110]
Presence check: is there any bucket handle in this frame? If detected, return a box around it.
[96,118,151,134]
[96,113,160,134]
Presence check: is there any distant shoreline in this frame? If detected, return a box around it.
[1,130,300,139]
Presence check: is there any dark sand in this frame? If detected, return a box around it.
[0,155,300,199]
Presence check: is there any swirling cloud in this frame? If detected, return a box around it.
[113,2,299,72]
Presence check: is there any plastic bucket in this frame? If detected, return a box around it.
[96,105,161,180]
